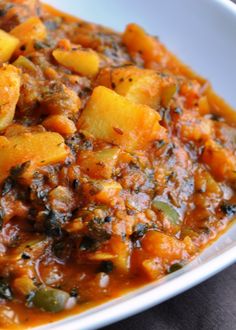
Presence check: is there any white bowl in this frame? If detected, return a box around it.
[37,1,236,329]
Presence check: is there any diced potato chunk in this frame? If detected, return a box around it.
[0,132,69,182]
[0,29,19,63]
[179,79,202,109]
[10,17,47,55]
[83,180,122,205]
[198,96,210,116]
[201,140,236,182]
[123,24,162,63]
[49,186,74,213]
[13,276,36,296]
[206,85,236,123]
[96,66,161,108]
[122,24,205,82]
[141,259,163,280]
[142,231,188,262]
[0,64,21,131]
[65,218,84,233]
[77,147,120,179]
[194,169,221,196]
[91,180,122,204]
[53,48,100,77]
[122,23,178,73]
[78,86,165,151]
[179,111,212,142]
[97,67,177,108]
[161,82,177,108]
[42,115,76,136]
[4,124,45,137]
[110,236,131,272]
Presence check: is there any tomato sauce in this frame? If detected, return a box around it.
[0,1,235,328]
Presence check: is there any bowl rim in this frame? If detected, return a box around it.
[216,0,236,14]
[36,240,236,330]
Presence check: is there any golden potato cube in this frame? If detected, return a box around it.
[13,276,36,296]
[0,64,21,131]
[0,132,69,182]
[0,29,19,63]
[78,86,165,151]
[113,67,161,108]
[93,180,122,204]
[42,115,77,136]
[123,24,205,82]
[97,66,161,108]
[53,48,100,77]
[97,66,177,108]
[77,147,120,179]
[141,259,163,280]
[142,231,187,262]
[122,23,161,63]
[10,17,47,55]
[83,180,122,205]
[110,236,131,272]
[201,139,236,182]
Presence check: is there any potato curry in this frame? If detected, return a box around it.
[0,0,235,328]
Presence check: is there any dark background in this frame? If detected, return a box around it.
[102,1,236,329]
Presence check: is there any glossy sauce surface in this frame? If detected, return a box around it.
[0,1,235,328]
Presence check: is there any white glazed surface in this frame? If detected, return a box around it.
[36,1,236,329]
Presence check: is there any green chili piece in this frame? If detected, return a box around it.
[152,199,180,225]
[31,286,69,312]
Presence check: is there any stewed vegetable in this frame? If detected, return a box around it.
[30,287,70,313]
[0,1,235,329]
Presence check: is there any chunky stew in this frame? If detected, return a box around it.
[0,1,235,328]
